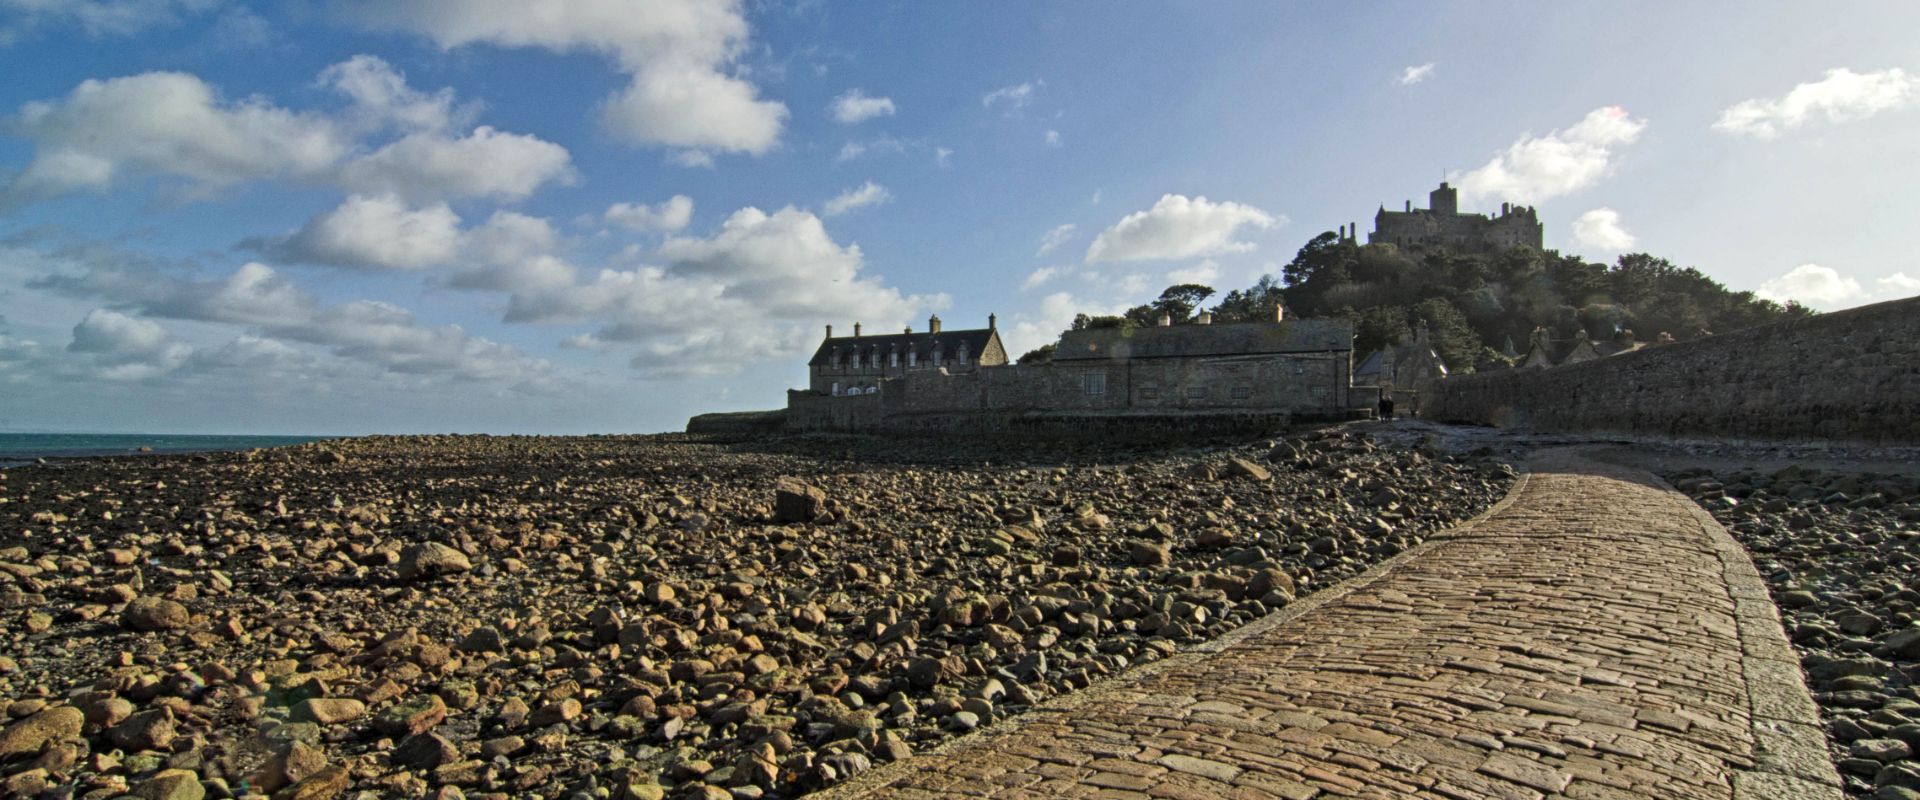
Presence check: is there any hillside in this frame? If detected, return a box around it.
[1022,232,1815,371]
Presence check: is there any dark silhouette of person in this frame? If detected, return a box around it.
[1379,394,1396,421]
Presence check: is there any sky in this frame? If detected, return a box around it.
[0,1,1916,435]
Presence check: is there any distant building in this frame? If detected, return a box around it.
[1353,322,1449,392]
[1368,182,1542,253]
[787,308,1361,431]
[1516,326,1658,368]
[806,315,1008,398]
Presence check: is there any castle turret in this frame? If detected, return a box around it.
[1429,182,1458,217]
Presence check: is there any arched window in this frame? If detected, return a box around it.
[866,385,878,395]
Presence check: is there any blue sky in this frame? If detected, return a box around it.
[1,1,1916,434]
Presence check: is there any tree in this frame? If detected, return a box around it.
[1410,297,1480,373]
[1124,284,1216,326]
[1018,343,1056,364]
[1071,314,1133,331]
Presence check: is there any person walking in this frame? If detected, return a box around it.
[1378,394,1396,421]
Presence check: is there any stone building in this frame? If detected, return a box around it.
[1352,322,1449,392]
[787,308,1359,432]
[806,314,1008,397]
[1516,326,1654,368]
[1369,182,1542,253]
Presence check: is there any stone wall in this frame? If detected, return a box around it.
[684,410,786,437]
[1421,296,1920,443]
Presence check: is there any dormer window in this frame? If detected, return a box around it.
[890,349,899,367]
[908,349,918,367]
[933,344,943,366]
[957,343,969,366]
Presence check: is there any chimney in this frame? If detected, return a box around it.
[825,324,833,339]
[1158,313,1172,327]
[927,315,941,334]
[854,322,862,337]
[988,313,997,330]
[1197,312,1213,325]
[1405,200,1411,212]
[904,326,911,334]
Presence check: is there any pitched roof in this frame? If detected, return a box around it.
[806,327,998,367]
[1053,319,1352,362]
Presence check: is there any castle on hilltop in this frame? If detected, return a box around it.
[1360,182,1542,253]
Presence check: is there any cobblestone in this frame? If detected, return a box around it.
[817,452,1841,799]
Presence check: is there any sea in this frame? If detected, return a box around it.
[0,433,329,467]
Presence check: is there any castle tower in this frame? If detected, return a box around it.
[1429,182,1458,217]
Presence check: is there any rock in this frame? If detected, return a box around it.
[1129,541,1172,567]
[0,705,83,758]
[375,695,448,737]
[1777,590,1818,608]
[529,698,581,727]
[110,708,177,751]
[121,597,191,631]
[132,768,204,800]
[1050,545,1081,567]
[291,697,365,725]
[391,732,460,770]
[253,741,328,792]
[773,478,828,523]
[1226,458,1270,481]
[1855,738,1913,762]
[398,542,471,580]
[277,765,352,800]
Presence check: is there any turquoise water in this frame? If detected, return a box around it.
[0,433,328,466]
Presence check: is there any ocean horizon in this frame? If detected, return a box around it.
[0,432,329,466]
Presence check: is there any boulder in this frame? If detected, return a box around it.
[398,543,471,581]
[773,478,828,523]
[120,597,191,631]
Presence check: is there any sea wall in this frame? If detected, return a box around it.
[1421,296,1920,444]
[685,410,787,437]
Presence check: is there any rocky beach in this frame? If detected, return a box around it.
[0,429,1513,799]
[1673,466,1920,800]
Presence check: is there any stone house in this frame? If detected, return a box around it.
[1353,322,1449,392]
[1516,326,1656,368]
[806,315,1008,397]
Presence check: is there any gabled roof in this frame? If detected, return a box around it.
[1053,319,1352,362]
[807,327,998,367]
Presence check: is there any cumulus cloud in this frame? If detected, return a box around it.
[3,71,347,201]
[1715,68,1920,139]
[254,194,463,270]
[830,89,895,124]
[822,181,890,216]
[2,57,573,204]
[982,81,1038,111]
[1755,264,1920,310]
[66,308,191,379]
[34,259,548,381]
[1035,224,1076,257]
[336,126,575,201]
[1397,63,1435,86]
[1570,208,1636,252]
[835,134,907,162]
[1453,106,1647,206]
[338,0,787,158]
[604,194,694,232]
[1085,194,1279,263]
[1005,291,1125,357]
[447,211,577,292]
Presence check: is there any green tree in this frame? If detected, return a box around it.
[1017,343,1056,364]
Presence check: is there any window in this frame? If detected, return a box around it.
[830,348,840,368]
[865,386,878,395]
[932,346,942,366]
[1138,385,1159,400]
[1084,372,1105,396]
[908,350,918,367]
[1185,386,1209,400]
[957,344,969,366]
[1230,386,1253,400]
[831,382,841,396]
[890,350,899,367]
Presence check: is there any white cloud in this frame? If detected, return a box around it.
[1755,264,1920,310]
[1397,63,1435,86]
[836,134,906,162]
[1044,129,1062,147]
[35,259,549,382]
[1570,208,1636,252]
[830,89,895,124]
[1085,194,1280,263]
[319,54,469,134]
[2,59,572,204]
[0,0,220,38]
[68,308,171,356]
[448,211,578,292]
[1453,106,1647,206]
[982,81,1038,111]
[822,181,890,216]
[3,70,348,201]
[260,194,463,270]
[1021,265,1068,291]
[1165,259,1220,286]
[336,126,575,201]
[933,146,953,169]
[1035,223,1077,257]
[605,194,694,232]
[339,0,787,158]
[1005,291,1126,357]
[1715,68,1920,139]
